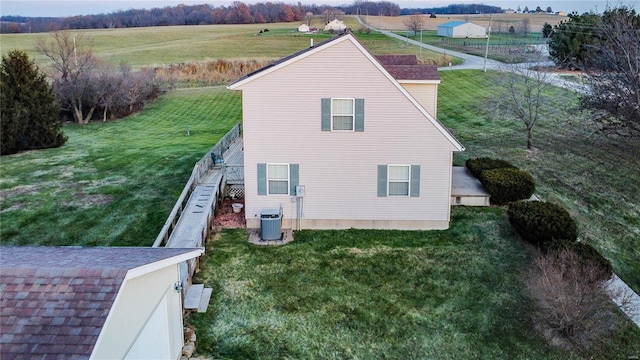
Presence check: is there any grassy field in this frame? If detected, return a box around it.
[437,70,640,292]
[189,212,639,359]
[0,87,241,246]
[0,17,453,69]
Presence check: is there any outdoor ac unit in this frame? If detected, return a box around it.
[260,208,282,241]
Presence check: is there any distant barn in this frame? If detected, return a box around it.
[298,23,310,32]
[437,21,486,38]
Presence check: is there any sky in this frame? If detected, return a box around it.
[0,0,631,17]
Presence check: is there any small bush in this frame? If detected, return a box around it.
[481,168,535,204]
[547,241,613,281]
[465,157,517,178]
[508,201,578,248]
[525,249,620,352]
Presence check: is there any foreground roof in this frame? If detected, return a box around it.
[0,246,201,360]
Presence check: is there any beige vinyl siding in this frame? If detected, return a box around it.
[92,265,183,360]
[400,83,438,118]
[239,38,457,229]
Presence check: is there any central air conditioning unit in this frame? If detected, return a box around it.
[260,208,282,241]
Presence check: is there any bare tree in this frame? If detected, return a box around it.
[403,12,422,36]
[582,7,640,135]
[37,31,98,124]
[95,64,123,122]
[526,249,633,352]
[496,57,554,150]
[305,11,313,26]
[118,63,157,114]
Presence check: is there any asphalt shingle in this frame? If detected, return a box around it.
[0,246,196,360]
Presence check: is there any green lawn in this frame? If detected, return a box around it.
[190,209,639,359]
[438,70,640,293]
[0,87,241,246]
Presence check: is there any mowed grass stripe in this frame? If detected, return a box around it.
[0,87,241,246]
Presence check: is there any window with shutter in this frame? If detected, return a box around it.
[378,164,420,197]
[321,98,364,132]
[257,163,299,196]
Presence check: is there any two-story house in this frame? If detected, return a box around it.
[228,31,464,231]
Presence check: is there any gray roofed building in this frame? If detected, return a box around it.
[0,246,203,360]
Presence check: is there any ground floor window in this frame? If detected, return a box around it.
[388,165,410,196]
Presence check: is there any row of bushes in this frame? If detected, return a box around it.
[508,200,612,280]
[467,157,616,351]
[466,157,612,279]
[466,157,535,205]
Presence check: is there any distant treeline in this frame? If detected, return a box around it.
[400,4,502,15]
[0,1,401,33]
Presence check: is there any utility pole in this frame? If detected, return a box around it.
[420,23,422,60]
[483,14,492,72]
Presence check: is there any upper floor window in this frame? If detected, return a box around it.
[322,98,364,132]
[332,98,355,131]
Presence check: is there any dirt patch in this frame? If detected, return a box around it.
[0,185,40,201]
[214,197,246,228]
[1,202,24,213]
[66,193,115,209]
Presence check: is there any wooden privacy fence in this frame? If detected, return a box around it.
[152,123,242,248]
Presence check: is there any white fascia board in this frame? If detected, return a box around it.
[124,248,204,281]
[397,79,441,85]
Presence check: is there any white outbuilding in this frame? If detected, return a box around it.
[298,23,310,32]
[437,21,486,38]
[324,19,347,32]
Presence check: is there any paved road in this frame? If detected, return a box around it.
[355,16,586,92]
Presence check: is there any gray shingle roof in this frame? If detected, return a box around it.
[375,54,419,65]
[0,246,197,360]
[375,55,440,81]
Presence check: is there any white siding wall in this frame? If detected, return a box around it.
[452,23,486,38]
[92,265,183,360]
[238,39,458,230]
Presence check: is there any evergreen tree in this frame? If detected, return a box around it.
[548,12,600,68]
[1,50,66,155]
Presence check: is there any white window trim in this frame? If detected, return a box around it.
[331,98,355,132]
[267,163,289,195]
[387,164,411,197]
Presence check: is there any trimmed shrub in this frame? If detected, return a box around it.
[481,168,536,204]
[508,201,578,249]
[465,157,518,178]
[547,241,613,281]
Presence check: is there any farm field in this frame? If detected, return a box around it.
[0,17,453,69]
[361,13,568,32]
